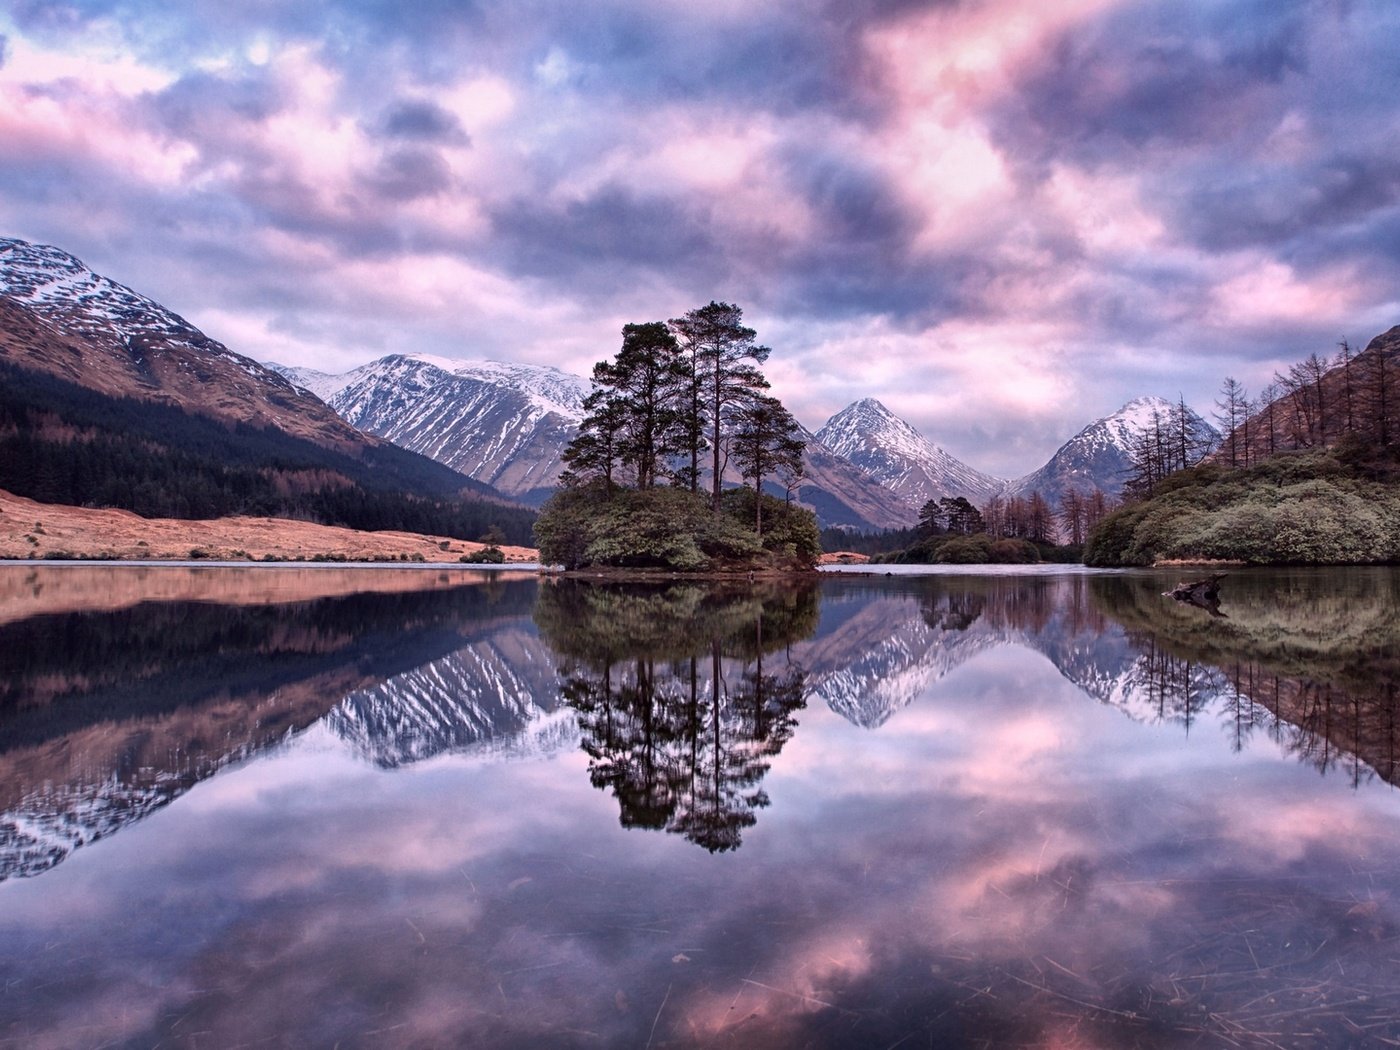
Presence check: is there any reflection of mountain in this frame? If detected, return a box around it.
[798,593,1003,728]
[327,626,566,767]
[0,578,544,880]
[805,571,1400,791]
[7,568,1399,879]
[800,576,1131,728]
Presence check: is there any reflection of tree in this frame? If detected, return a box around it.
[536,580,815,851]
[1089,571,1400,787]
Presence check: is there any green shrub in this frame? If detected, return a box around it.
[533,483,817,572]
[460,547,506,564]
[1084,448,1400,566]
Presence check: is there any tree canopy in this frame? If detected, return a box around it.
[537,305,816,572]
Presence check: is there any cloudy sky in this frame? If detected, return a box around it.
[2,0,1398,476]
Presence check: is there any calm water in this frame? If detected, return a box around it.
[2,564,1400,1048]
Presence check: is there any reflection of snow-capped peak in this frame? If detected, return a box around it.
[800,596,1008,728]
[325,631,567,767]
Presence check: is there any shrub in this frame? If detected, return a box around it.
[533,483,816,572]
[1084,448,1400,566]
[460,547,505,564]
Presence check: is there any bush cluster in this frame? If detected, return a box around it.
[1084,450,1400,566]
[533,483,820,572]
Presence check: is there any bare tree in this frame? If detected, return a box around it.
[1214,377,1249,468]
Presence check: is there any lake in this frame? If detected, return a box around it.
[2,563,1399,1048]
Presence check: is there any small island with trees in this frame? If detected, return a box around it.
[533,302,820,574]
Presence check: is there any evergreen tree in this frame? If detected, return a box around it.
[729,394,805,537]
[560,381,628,493]
[669,302,771,511]
[600,321,691,489]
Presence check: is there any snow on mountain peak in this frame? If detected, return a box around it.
[816,398,1004,507]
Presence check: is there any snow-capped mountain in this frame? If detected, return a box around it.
[0,238,363,449]
[1005,396,1218,503]
[0,237,522,520]
[272,355,920,527]
[816,398,1006,510]
[271,354,589,505]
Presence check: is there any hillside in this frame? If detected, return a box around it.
[0,238,535,543]
[0,489,538,563]
[1083,447,1400,566]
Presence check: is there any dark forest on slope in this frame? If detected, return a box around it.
[0,361,537,545]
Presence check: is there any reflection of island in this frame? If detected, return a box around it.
[0,573,547,880]
[1090,571,1400,786]
[535,580,817,851]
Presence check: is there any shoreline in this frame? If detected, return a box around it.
[0,489,540,564]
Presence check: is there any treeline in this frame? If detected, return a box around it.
[1085,329,1400,566]
[1215,332,1397,466]
[0,361,536,544]
[1123,398,1220,499]
[867,487,1117,564]
[1125,329,1400,502]
[537,303,820,571]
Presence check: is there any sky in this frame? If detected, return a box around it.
[2,0,1399,478]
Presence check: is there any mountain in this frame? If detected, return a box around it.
[0,237,533,540]
[816,398,1005,510]
[1006,396,1218,504]
[274,354,920,528]
[0,238,366,449]
[271,354,590,506]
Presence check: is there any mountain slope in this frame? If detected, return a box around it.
[1007,396,1217,504]
[273,355,588,506]
[0,238,366,449]
[816,398,1005,509]
[0,237,533,539]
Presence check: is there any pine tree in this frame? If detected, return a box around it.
[729,394,805,537]
[669,302,772,511]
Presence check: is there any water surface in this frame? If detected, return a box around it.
[2,564,1399,1047]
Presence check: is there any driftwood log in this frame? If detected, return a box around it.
[1167,573,1227,616]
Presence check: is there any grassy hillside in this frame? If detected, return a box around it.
[1084,442,1400,566]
